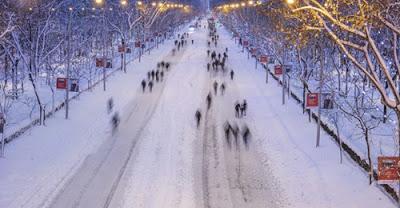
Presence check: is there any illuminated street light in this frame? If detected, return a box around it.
[152,2,157,7]
[248,1,254,5]
[137,1,143,6]
[120,0,128,6]
[241,2,246,7]
[94,0,103,5]
[286,0,296,5]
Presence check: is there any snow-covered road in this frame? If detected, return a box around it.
[0,18,396,208]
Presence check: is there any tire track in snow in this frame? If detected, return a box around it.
[49,43,183,208]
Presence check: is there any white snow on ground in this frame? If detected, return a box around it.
[0,25,187,208]
[0,17,396,208]
[216,25,396,207]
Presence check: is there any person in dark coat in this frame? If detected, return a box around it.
[241,99,247,117]
[206,93,212,110]
[148,81,154,92]
[220,83,226,95]
[165,62,170,71]
[111,112,120,135]
[195,110,202,127]
[107,98,114,114]
[230,70,235,80]
[160,71,164,81]
[231,123,239,146]
[235,102,241,118]
[141,80,146,92]
[242,125,251,148]
[213,81,218,95]
[156,70,160,82]
[224,121,231,145]
[151,70,155,80]
[207,63,210,71]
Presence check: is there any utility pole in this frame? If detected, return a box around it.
[282,49,286,105]
[102,8,106,91]
[65,8,72,119]
[316,46,324,147]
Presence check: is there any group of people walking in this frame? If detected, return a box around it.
[234,99,247,118]
[141,61,171,93]
[224,121,251,149]
[174,32,190,52]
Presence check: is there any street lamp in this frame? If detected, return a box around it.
[120,0,127,6]
[95,0,104,6]
[286,0,296,5]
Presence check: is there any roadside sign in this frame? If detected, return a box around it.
[260,55,268,64]
[96,58,105,67]
[321,93,334,109]
[378,156,400,182]
[56,78,67,89]
[69,79,79,92]
[118,45,126,53]
[135,41,141,48]
[306,93,319,108]
[274,65,283,75]
[105,59,113,68]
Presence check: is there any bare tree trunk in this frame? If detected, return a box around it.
[365,128,373,185]
[28,73,43,125]
[345,67,349,96]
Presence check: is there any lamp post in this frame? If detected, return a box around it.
[94,0,107,91]
[65,7,73,119]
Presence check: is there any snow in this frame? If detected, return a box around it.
[0,18,396,208]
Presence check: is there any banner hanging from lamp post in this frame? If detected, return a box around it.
[56,78,68,89]
[274,65,283,75]
[259,55,268,64]
[95,58,105,68]
[118,45,126,53]
[306,92,319,108]
[378,156,400,183]
[135,41,141,48]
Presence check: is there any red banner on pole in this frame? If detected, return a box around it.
[274,65,283,75]
[378,156,400,182]
[56,78,67,89]
[306,93,319,108]
[118,45,126,53]
[259,55,268,64]
[135,41,141,48]
[95,58,105,68]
